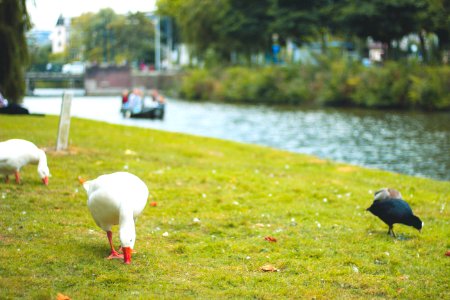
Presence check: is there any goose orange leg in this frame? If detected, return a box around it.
[119,246,137,254]
[106,231,123,260]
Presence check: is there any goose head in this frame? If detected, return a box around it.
[119,222,136,264]
[37,149,50,185]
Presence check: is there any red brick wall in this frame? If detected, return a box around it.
[84,66,180,95]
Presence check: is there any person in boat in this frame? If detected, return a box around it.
[151,89,166,105]
[121,89,129,107]
[127,88,144,114]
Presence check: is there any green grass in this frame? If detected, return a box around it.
[0,115,449,299]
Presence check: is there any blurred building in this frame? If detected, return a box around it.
[51,15,70,54]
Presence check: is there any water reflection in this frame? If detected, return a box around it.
[23,94,450,180]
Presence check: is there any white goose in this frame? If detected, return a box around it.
[83,172,148,264]
[0,139,50,185]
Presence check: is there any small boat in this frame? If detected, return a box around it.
[121,103,165,120]
[120,88,165,120]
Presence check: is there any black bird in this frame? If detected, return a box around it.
[367,191,423,237]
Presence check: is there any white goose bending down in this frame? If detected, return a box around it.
[83,172,149,264]
[0,139,50,185]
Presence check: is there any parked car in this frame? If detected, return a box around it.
[62,62,85,74]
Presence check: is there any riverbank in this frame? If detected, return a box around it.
[179,60,450,111]
[23,95,450,180]
[0,115,449,299]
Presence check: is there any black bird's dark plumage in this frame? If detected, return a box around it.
[367,197,423,237]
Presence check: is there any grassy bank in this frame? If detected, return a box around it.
[0,115,449,299]
[179,60,450,111]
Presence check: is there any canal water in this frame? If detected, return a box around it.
[23,91,450,181]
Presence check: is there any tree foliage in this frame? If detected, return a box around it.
[0,0,31,103]
[158,0,272,64]
[69,9,155,65]
[269,0,336,46]
[112,12,156,65]
[157,0,450,64]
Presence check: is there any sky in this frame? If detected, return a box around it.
[27,0,157,31]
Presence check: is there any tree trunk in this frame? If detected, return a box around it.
[419,31,428,63]
[320,31,327,55]
[0,0,31,104]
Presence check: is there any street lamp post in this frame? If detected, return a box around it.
[154,15,161,71]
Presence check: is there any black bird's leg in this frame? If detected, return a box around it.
[388,225,396,237]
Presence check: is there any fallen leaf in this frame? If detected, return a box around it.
[264,236,277,242]
[150,202,157,207]
[260,264,279,272]
[445,250,450,257]
[57,293,71,300]
[77,176,86,184]
[255,223,265,228]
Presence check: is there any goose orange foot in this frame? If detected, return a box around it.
[107,250,124,260]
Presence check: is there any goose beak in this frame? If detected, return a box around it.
[123,247,132,264]
[42,177,49,185]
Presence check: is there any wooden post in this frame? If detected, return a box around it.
[56,92,72,151]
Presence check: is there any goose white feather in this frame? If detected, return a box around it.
[83,172,148,264]
[0,139,50,185]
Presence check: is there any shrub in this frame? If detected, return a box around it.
[178,60,450,111]
[408,66,450,110]
[351,62,410,108]
[316,59,361,106]
[277,75,314,105]
[180,69,216,100]
[220,67,260,102]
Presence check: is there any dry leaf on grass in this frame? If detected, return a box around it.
[445,250,450,257]
[260,264,279,272]
[56,293,71,300]
[264,236,277,242]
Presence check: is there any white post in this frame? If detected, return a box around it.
[56,92,72,151]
